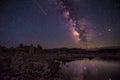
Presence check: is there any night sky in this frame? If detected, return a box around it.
[0,0,120,49]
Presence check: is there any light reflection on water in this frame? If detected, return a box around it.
[61,59,120,80]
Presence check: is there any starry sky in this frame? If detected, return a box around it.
[0,0,120,49]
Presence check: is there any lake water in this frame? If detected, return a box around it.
[61,59,120,80]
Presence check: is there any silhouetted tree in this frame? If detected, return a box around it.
[29,44,34,54]
[18,43,24,48]
[37,44,43,50]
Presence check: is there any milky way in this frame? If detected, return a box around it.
[56,0,89,43]
[0,0,120,48]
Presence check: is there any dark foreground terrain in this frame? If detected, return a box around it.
[0,44,120,80]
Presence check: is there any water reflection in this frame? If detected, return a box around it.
[61,59,120,80]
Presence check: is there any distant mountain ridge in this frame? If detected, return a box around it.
[87,46,120,51]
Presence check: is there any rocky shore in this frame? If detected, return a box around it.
[0,44,120,80]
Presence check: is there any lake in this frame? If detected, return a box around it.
[60,59,120,80]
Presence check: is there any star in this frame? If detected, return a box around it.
[108,28,112,32]
[108,77,112,80]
